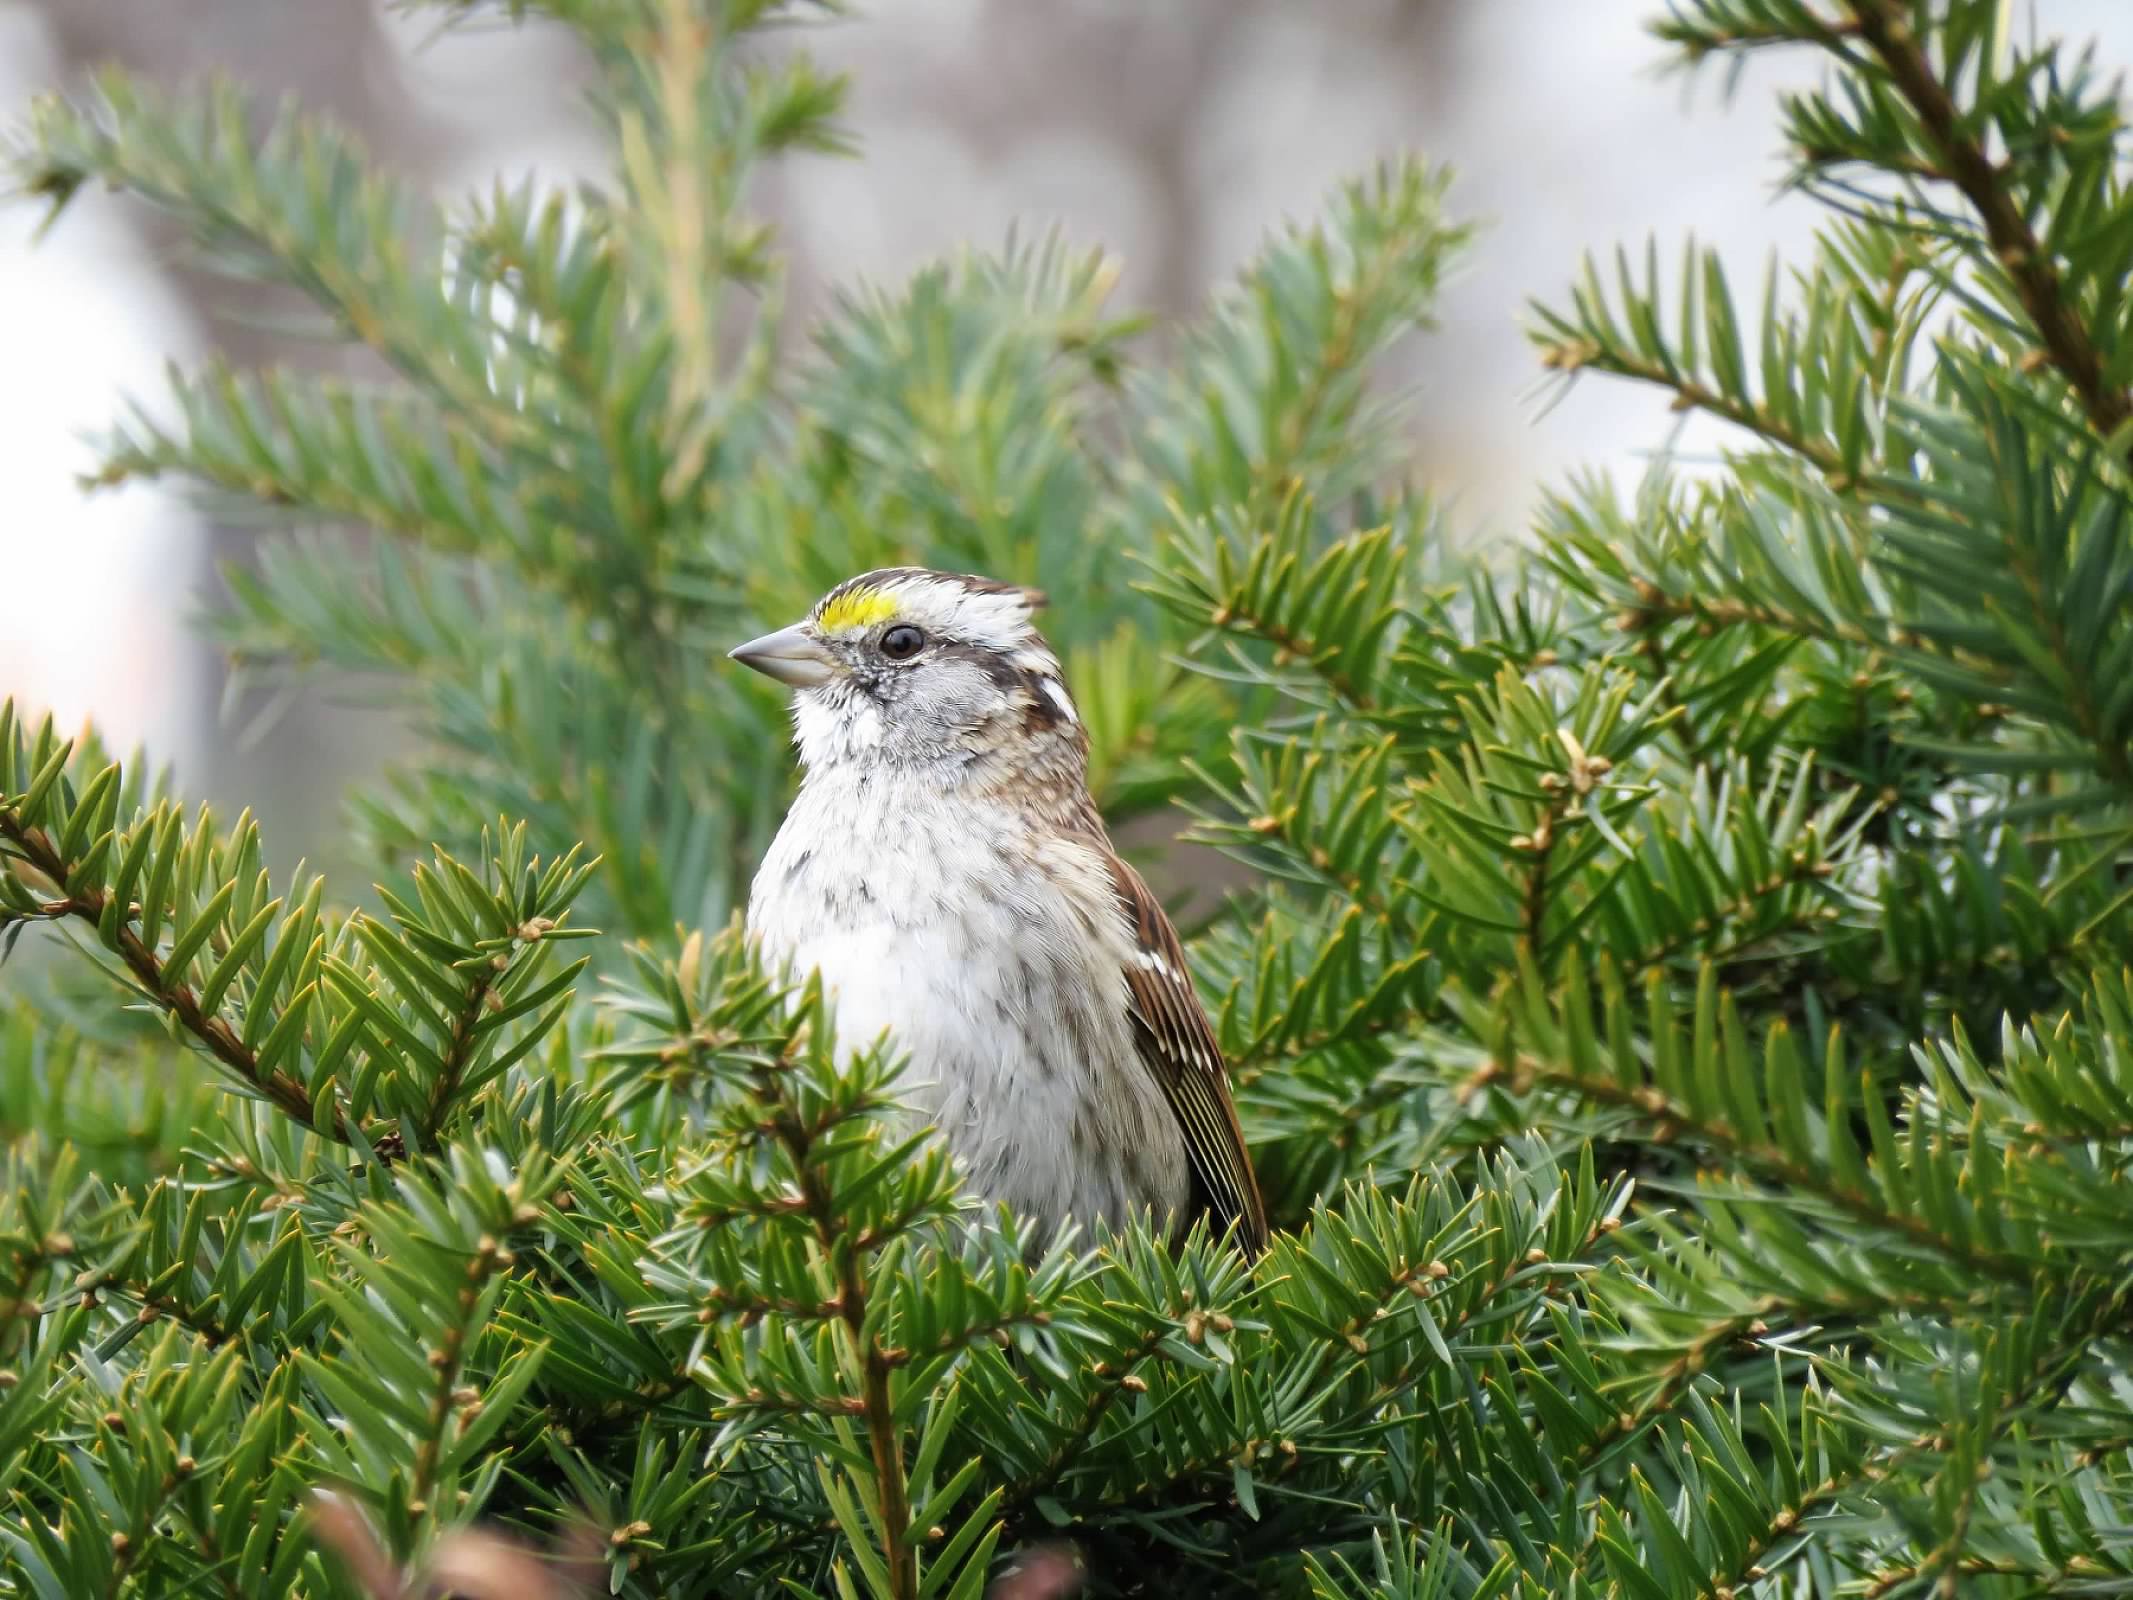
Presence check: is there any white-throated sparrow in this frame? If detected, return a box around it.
[732,568,1266,1252]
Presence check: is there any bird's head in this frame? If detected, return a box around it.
[729,568,1085,782]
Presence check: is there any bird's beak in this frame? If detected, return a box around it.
[728,622,839,689]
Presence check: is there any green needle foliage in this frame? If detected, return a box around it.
[4,0,2133,1595]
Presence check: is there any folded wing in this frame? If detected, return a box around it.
[1106,852,1269,1255]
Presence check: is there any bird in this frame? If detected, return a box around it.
[729,567,1267,1254]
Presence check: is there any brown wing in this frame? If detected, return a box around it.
[1107,852,1269,1255]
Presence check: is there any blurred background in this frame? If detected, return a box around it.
[3,0,2128,861]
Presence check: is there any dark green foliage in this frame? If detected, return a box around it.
[3,1,2133,1596]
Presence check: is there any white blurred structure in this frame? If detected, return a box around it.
[0,10,205,755]
[2,0,2129,822]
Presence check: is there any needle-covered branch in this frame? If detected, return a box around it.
[5,0,2133,1594]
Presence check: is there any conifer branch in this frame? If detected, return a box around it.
[103,1286,238,1350]
[996,1324,1173,1524]
[1617,852,1838,977]
[8,4,2133,1592]
[1571,1310,1762,1472]
[1842,0,2133,449]
[1516,798,1570,948]
[1703,1455,1873,1598]
[412,1254,505,1515]
[0,812,346,1144]
[1634,624,1704,759]
[1305,1234,1549,1435]
[1229,1009,1413,1080]
[744,1048,923,1600]
[101,1461,185,1598]
[11,78,539,456]
[1614,585,1877,650]
[414,948,510,1148]
[1544,340,1851,478]
[1486,1046,2043,1288]
[1993,518,2133,796]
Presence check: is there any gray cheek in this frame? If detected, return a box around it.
[899,662,996,740]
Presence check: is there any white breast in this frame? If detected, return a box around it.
[746,769,1189,1238]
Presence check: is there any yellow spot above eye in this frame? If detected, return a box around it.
[815,587,901,634]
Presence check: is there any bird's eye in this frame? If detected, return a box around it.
[880,624,926,661]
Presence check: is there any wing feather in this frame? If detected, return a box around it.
[1106,853,1269,1255]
